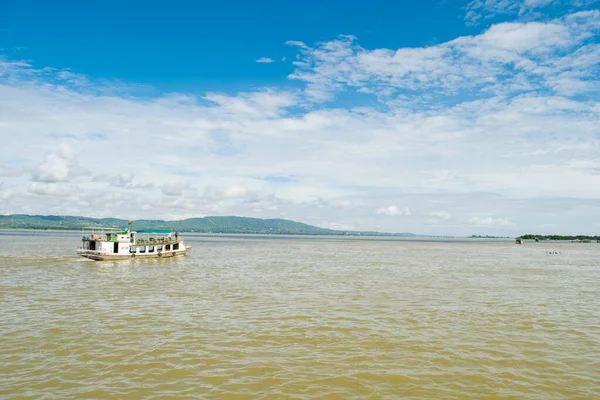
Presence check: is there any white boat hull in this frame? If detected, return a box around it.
[77,248,190,261]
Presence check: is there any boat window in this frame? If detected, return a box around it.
[139,246,146,253]
[148,246,155,253]
[165,244,171,251]
[113,242,119,253]
[89,242,96,250]
[173,243,179,250]
[157,245,163,250]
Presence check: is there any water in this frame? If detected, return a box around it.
[1,230,599,399]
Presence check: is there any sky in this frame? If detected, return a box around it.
[1,0,600,236]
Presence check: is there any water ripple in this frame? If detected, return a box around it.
[1,234,600,399]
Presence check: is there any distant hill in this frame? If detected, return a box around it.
[0,214,415,236]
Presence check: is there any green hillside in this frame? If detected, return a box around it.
[0,214,414,236]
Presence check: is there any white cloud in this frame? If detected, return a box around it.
[287,12,600,102]
[31,144,77,183]
[204,90,296,119]
[223,185,248,198]
[56,70,90,87]
[117,173,134,187]
[468,216,510,226]
[1,9,600,236]
[256,57,274,63]
[430,211,452,220]
[29,182,74,197]
[425,210,453,225]
[161,182,187,196]
[465,0,599,25]
[0,162,26,177]
[376,205,411,216]
[285,40,308,48]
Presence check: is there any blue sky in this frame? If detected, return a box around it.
[1,1,470,89]
[1,0,600,235]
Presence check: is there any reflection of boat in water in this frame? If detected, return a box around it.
[77,223,190,261]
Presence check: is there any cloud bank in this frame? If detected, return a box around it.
[1,7,599,236]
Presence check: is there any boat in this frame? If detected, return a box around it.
[77,223,190,261]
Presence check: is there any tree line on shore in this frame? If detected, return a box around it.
[519,234,600,241]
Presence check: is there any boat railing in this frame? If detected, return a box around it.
[135,237,178,245]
